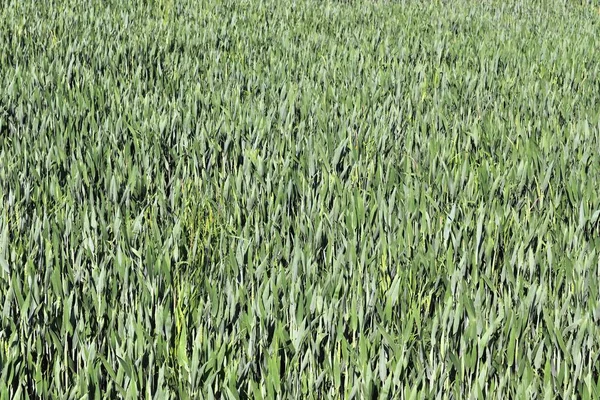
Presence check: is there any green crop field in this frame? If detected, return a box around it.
[1,0,600,398]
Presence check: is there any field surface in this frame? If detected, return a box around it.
[1,0,600,398]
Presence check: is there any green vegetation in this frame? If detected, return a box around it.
[1,0,600,397]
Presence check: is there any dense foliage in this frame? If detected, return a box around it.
[1,0,600,398]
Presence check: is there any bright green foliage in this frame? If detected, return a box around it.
[1,0,600,398]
